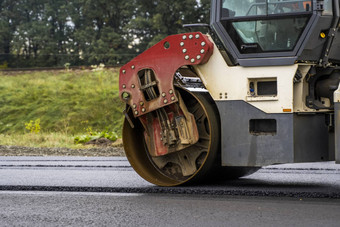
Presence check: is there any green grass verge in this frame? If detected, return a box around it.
[0,133,83,149]
[0,133,123,149]
[0,69,124,148]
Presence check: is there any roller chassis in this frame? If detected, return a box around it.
[119,0,340,186]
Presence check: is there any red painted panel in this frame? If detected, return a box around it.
[119,32,214,117]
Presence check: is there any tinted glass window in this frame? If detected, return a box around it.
[222,0,312,18]
[227,17,309,52]
[220,0,311,53]
[323,0,333,15]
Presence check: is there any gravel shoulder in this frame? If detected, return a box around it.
[0,145,125,157]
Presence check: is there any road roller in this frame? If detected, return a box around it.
[119,0,340,186]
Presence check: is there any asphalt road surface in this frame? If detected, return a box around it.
[1,156,340,226]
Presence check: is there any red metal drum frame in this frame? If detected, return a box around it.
[119,32,214,117]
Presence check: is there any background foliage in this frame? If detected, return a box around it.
[0,70,124,135]
[0,0,210,68]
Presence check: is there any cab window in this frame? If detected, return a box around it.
[221,0,312,54]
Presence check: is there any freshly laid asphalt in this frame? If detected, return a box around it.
[1,156,340,226]
[0,156,339,198]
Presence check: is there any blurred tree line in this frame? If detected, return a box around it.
[0,0,210,68]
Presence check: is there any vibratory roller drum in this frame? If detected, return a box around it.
[123,86,221,186]
[119,33,257,186]
[121,79,256,186]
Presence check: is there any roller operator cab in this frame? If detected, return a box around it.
[119,0,340,186]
